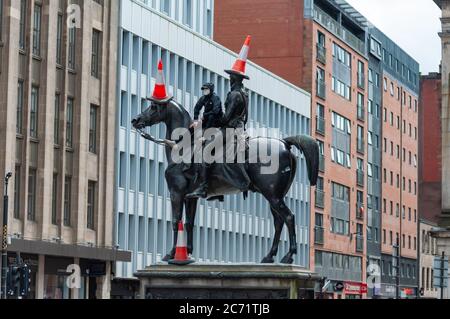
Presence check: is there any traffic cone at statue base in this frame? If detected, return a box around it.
[168,221,195,265]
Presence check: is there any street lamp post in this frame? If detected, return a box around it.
[2,172,12,300]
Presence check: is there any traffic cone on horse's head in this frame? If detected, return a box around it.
[168,221,195,265]
[148,60,172,104]
[225,35,251,80]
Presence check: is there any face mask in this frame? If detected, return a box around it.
[202,89,210,96]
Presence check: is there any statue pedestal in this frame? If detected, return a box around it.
[134,263,320,299]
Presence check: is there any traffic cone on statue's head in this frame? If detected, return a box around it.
[148,60,172,104]
[225,35,251,80]
[168,221,195,265]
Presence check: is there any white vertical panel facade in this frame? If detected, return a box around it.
[115,0,312,278]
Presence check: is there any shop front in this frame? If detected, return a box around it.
[343,281,368,299]
[318,280,367,299]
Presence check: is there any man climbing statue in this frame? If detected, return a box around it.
[186,83,224,199]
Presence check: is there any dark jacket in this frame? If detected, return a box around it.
[193,93,223,129]
[221,82,249,129]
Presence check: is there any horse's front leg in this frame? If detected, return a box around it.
[185,198,198,255]
[162,191,184,262]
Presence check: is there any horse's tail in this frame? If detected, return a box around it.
[283,135,319,186]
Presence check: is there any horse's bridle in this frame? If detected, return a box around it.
[137,102,178,149]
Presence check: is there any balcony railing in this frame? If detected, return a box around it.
[315,226,324,245]
[319,155,325,173]
[357,105,365,122]
[357,72,365,90]
[356,203,364,220]
[357,138,365,154]
[313,5,366,55]
[356,235,364,252]
[316,79,326,100]
[316,44,326,64]
[356,169,364,187]
[315,190,325,208]
[316,116,325,135]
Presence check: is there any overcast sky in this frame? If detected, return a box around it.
[345,0,441,74]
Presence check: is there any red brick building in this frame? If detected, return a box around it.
[419,73,442,224]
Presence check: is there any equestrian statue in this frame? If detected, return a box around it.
[131,36,319,264]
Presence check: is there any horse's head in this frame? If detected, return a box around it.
[131,101,168,130]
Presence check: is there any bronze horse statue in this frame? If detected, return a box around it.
[131,99,319,264]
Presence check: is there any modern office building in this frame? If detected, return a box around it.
[214,0,420,299]
[113,0,312,298]
[369,27,420,299]
[0,0,130,299]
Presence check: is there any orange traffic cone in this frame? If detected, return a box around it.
[148,60,172,104]
[225,35,251,80]
[168,221,195,265]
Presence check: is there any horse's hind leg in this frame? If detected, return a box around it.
[266,197,297,264]
[261,209,284,263]
[185,198,198,255]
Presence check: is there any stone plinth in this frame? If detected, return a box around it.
[134,263,320,299]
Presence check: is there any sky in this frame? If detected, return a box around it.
[345,0,441,74]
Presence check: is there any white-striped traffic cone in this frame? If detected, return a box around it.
[225,35,251,80]
[168,221,195,265]
[148,59,172,104]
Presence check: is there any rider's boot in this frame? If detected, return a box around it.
[186,164,209,199]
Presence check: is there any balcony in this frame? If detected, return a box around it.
[316,116,325,135]
[356,235,364,253]
[357,105,365,122]
[316,79,326,100]
[357,138,365,154]
[319,154,325,173]
[356,169,364,187]
[357,72,365,90]
[356,203,364,220]
[314,226,324,245]
[313,5,366,55]
[316,44,326,64]
[315,189,325,208]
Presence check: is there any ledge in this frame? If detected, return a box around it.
[9,238,131,262]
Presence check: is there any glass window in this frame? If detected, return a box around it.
[91,29,101,78]
[19,0,26,50]
[27,168,37,221]
[30,86,39,138]
[14,166,21,219]
[52,174,58,225]
[87,181,96,230]
[54,94,60,145]
[32,4,41,55]
[64,176,72,227]
[68,27,76,69]
[89,105,98,153]
[17,81,24,134]
[66,98,74,148]
[56,14,63,65]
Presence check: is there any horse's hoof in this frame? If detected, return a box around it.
[162,254,173,262]
[261,256,275,264]
[280,255,294,264]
